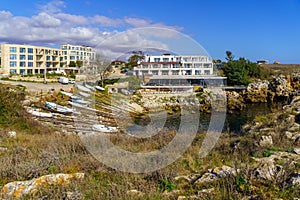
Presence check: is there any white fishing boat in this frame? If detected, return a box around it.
[71,98,90,105]
[75,84,90,93]
[79,91,90,97]
[45,101,75,114]
[92,124,118,133]
[95,86,105,91]
[60,91,82,100]
[27,108,53,118]
[84,84,95,91]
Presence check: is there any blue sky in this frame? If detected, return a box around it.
[1,0,300,63]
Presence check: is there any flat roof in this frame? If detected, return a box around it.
[148,75,227,80]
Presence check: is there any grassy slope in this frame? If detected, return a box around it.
[0,84,299,199]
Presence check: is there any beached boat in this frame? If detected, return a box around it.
[60,91,82,100]
[71,98,90,105]
[45,101,75,114]
[84,84,95,91]
[92,124,118,133]
[27,108,53,118]
[75,84,90,93]
[95,86,105,91]
[79,91,90,97]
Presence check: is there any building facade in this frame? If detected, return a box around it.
[60,44,96,67]
[0,44,64,75]
[134,54,214,77]
[0,43,96,75]
[134,53,226,93]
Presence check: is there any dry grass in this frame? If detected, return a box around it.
[0,84,299,199]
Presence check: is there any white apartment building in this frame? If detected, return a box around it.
[0,44,64,75]
[60,44,96,67]
[134,53,226,92]
[134,54,213,77]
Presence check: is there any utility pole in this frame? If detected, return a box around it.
[43,68,47,84]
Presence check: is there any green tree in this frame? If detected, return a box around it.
[222,51,270,85]
[126,51,144,70]
[76,60,83,68]
[225,51,234,61]
[69,61,76,67]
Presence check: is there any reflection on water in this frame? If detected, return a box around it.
[131,102,286,135]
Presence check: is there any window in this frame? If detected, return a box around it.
[163,58,169,62]
[162,71,169,75]
[28,55,33,60]
[204,70,210,75]
[152,71,158,75]
[70,56,75,60]
[163,64,169,68]
[20,69,26,75]
[46,56,51,61]
[10,61,17,67]
[28,48,33,54]
[204,64,211,68]
[9,47,16,53]
[27,69,32,74]
[28,62,33,67]
[154,58,160,62]
[20,47,26,53]
[153,64,159,68]
[10,69,17,74]
[20,55,26,60]
[172,71,179,75]
[10,54,17,60]
[20,62,26,67]
[46,62,51,67]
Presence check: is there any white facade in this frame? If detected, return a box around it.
[60,44,96,67]
[134,54,213,77]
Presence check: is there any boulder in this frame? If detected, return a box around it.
[226,91,246,111]
[2,173,84,198]
[195,165,238,184]
[254,162,283,181]
[269,75,291,98]
[259,135,273,147]
[289,173,300,186]
[126,189,144,197]
[7,131,16,138]
[245,80,269,103]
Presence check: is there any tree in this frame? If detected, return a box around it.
[225,51,234,62]
[221,51,271,85]
[69,61,76,67]
[90,54,112,86]
[126,51,144,70]
[76,60,83,68]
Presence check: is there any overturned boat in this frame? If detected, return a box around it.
[45,101,75,114]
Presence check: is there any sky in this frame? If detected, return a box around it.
[0,0,300,63]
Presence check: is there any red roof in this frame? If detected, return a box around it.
[112,60,126,63]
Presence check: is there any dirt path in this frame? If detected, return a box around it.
[0,80,74,93]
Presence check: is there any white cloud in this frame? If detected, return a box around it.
[32,12,61,27]
[0,0,184,58]
[56,13,89,25]
[38,0,66,14]
[92,15,123,27]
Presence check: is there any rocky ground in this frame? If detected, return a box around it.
[0,73,299,199]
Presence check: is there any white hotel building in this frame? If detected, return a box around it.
[60,44,96,67]
[134,54,226,92]
[135,54,213,77]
